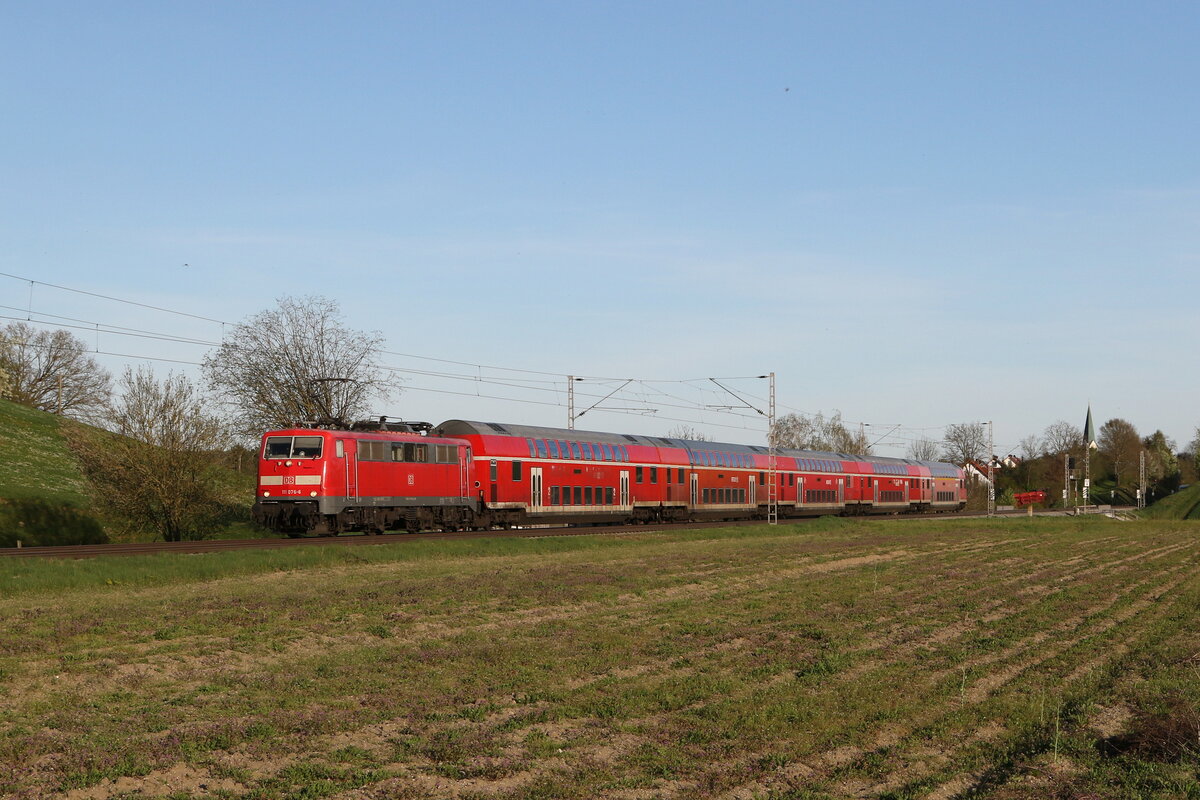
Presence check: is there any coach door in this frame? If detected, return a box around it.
[620,470,630,507]
[838,478,844,505]
[459,446,470,500]
[339,439,358,499]
[690,472,698,506]
[530,467,543,511]
[797,476,804,507]
[748,474,756,506]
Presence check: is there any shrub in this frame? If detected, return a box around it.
[0,497,108,547]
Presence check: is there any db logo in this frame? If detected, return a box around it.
[407,475,415,486]
[283,476,296,485]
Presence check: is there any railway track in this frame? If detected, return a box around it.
[0,518,780,559]
[0,508,1068,560]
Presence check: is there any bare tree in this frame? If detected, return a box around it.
[906,437,941,461]
[202,296,392,437]
[69,367,236,542]
[770,411,871,455]
[0,322,111,420]
[1099,418,1140,486]
[1018,434,1044,461]
[1042,420,1082,456]
[666,425,709,441]
[941,422,987,465]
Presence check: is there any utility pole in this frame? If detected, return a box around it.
[1065,453,1075,510]
[567,375,576,430]
[987,421,995,517]
[1138,450,1146,510]
[568,377,634,429]
[705,374,776,524]
[768,372,777,525]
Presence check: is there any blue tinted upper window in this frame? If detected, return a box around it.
[571,442,582,459]
[536,440,548,459]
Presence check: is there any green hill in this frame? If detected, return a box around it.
[1140,482,1200,520]
[0,397,94,506]
[0,397,258,542]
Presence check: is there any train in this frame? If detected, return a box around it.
[251,417,967,536]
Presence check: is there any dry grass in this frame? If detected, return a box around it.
[2,517,1199,799]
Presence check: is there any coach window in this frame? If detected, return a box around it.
[584,487,593,505]
[536,440,548,459]
[605,487,614,504]
[551,486,561,504]
[548,440,560,459]
[527,439,536,458]
[573,486,582,505]
[489,460,498,481]
[512,461,523,481]
[650,467,658,484]
[571,442,582,459]
[636,466,644,483]
[703,488,710,503]
[677,468,684,483]
[581,443,593,460]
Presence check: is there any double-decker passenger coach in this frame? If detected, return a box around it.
[253,417,967,536]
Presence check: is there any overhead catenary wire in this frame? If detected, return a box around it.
[1,272,979,448]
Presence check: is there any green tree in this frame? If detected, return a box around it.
[1143,430,1180,495]
[1098,418,1140,487]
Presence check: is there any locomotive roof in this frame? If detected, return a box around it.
[432,420,960,475]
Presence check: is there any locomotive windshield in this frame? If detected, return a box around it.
[264,436,324,459]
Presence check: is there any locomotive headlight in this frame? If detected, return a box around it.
[310,491,318,497]
[285,460,293,467]
[263,491,271,497]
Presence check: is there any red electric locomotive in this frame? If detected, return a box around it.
[252,417,967,536]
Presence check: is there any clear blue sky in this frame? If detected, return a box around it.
[3,1,1197,456]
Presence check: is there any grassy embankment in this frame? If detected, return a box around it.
[3,516,1199,799]
[1140,483,1200,520]
[0,398,93,506]
[0,397,259,542]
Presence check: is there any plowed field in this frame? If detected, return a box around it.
[2,517,1198,799]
